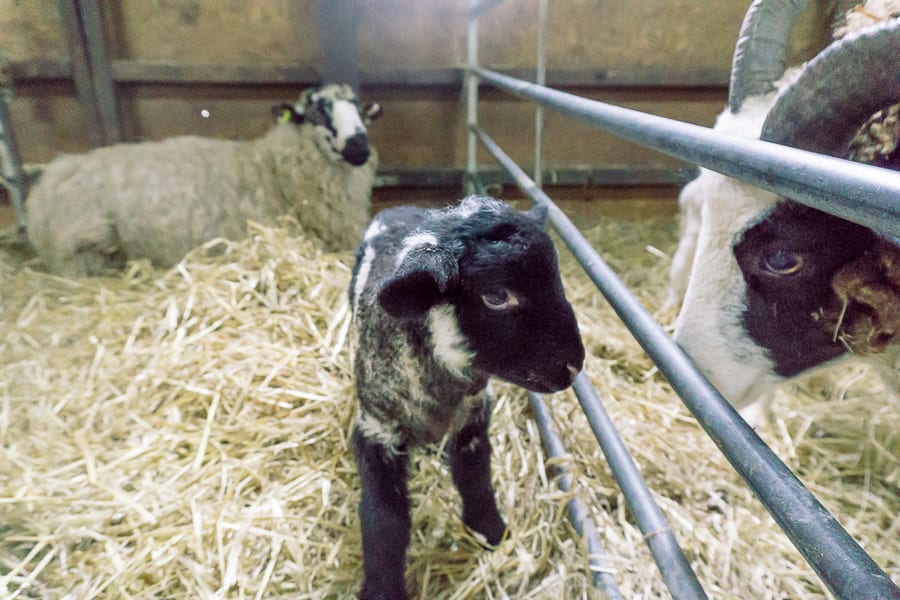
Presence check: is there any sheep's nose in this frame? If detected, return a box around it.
[342,132,370,166]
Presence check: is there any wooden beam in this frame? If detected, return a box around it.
[374,165,696,189]
[10,60,729,90]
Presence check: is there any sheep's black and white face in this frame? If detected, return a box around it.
[733,202,881,377]
[274,84,382,166]
[376,198,585,393]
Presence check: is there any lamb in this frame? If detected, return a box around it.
[24,83,382,277]
[348,196,585,600]
[666,0,900,417]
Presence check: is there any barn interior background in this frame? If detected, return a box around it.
[1,1,897,599]
[1,0,831,216]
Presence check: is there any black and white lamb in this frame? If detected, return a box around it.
[348,196,585,600]
[25,83,382,277]
[666,0,900,419]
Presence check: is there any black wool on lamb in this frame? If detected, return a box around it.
[348,196,584,600]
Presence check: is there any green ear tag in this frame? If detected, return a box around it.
[279,110,292,124]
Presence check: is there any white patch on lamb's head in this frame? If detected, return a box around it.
[395,232,439,267]
[426,304,474,379]
[451,195,504,219]
[295,84,375,166]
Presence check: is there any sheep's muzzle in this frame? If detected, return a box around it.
[819,239,900,354]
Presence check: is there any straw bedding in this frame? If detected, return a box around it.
[1,210,897,599]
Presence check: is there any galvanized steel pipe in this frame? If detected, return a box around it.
[472,123,900,600]
[474,67,900,238]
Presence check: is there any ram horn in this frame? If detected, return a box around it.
[728,0,809,113]
[760,19,900,157]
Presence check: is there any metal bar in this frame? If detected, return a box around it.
[472,123,900,600]
[56,0,103,147]
[77,0,122,144]
[465,0,479,194]
[316,0,359,90]
[0,86,28,237]
[474,67,900,238]
[534,0,548,188]
[469,0,508,18]
[527,391,623,599]
[569,376,707,600]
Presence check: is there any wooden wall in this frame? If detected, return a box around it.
[2,0,834,204]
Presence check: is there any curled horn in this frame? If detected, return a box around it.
[761,20,900,156]
[728,0,809,113]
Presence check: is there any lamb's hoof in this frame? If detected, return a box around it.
[466,516,507,549]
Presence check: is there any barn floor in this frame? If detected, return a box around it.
[0,190,897,599]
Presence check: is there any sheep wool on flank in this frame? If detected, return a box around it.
[666,0,900,417]
[348,196,584,600]
[24,84,382,278]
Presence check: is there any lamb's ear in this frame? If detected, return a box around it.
[378,248,457,319]
[525,204,548,226]
[271,103,304,124]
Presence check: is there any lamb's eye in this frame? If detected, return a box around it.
[481,288,520,310]
[764,250,804,275]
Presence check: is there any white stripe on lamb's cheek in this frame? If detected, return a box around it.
[426,305,474,378]
[363,219,387,242]
[395,232,439,266]
[353,245,376,309]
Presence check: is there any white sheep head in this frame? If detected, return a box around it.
[272,83,382,166]
[671,0,900,413]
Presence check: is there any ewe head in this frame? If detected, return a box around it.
[378,197,585,393]
[673,0,900,410]
[272,83,382,166]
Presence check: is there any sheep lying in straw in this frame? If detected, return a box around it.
[25,84,381,277]
[666,0,900,417]
[348,196,585,600]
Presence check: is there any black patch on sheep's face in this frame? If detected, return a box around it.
[734,201,880,376]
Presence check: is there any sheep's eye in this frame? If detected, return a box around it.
[481,288,520,310]
[764,250,804,275]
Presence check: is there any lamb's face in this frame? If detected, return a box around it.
[278,84,382,166]
[376,198,585,393]
[449,210,585,393]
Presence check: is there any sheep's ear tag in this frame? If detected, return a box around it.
[378,248,457,319]
[271,102,303,124]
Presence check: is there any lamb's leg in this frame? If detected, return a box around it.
[352,425,411,600]
[448,393,506,546]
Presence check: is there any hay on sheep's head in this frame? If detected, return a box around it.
[822,238,900,353]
